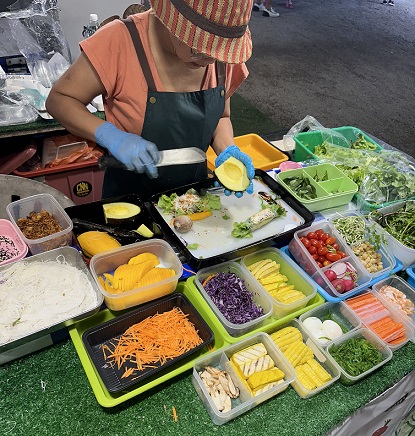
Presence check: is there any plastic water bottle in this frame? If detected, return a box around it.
[82,14,99,39]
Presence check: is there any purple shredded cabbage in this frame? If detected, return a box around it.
[203,271,264,324]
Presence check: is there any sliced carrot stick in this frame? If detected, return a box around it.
[188,211,212,221]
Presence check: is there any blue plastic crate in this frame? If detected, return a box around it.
[280,246,403,303]
[407,265,415,288]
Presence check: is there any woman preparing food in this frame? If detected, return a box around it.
[46,0,255,200]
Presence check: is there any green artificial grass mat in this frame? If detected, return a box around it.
[0,338,414,436]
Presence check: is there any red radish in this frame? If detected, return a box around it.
[324,269,337,282]
[331,278,345,293]
[345,261,357,273]
[342,278,355,291]
[330,262,347,278]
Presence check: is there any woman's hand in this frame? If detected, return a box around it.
[215,145,255,197]
[95,122,160,178]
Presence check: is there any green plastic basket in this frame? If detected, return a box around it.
[293,126,382,162]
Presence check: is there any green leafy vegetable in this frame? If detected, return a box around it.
[350,133,378,150]
[283,175,317,200]
[157,189,222,215]
[187,243,199,250]
[329,337,383,376]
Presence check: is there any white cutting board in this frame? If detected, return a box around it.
[154,179,305,261]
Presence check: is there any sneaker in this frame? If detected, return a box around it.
[253,2,265,11]
[382,0,388,3]
[262,7,280,17]
[388,0,394,5]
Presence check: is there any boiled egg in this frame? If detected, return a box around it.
[302,317,322,333]
[322,320,343,340]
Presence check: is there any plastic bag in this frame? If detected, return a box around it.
[0,91,39,126]
[283,115,351,152]
[285,116,415,208]
[0,0,71,88]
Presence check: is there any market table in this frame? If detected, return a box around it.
[0,281,414,435]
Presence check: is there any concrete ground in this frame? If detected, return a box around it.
[238,0,415,157]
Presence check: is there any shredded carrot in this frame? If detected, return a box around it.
[183,266,196,275]
[202,274,216,287]
[101,307,203,378]
[172,406,178,422]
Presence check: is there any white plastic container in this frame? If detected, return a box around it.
[367,201,415,269]
[372,275,415,328]
[299,301,361,348]
[195,261,273,337]
[326,328,393,385]
[241,247,317,318]
[271,319,340,398]
[6,193,73,255]
[288,220,372,298]
[192,332,295,425]
[344,290,414,351]
[89,239,183,311]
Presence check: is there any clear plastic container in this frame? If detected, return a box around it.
[241,247,317,318]
[407,265,415,289]
[269,319,340,398]
[326,328,393,385]
[288,221,372,298]
[329,211,396,279]
[192,332,295,425]
[6,193,73,255]
[344,290,414,351]
[194,261,273,337]
[367,201,415,269]
[299,301,362,348]
[89,239,183,311]
[372,275,415,327]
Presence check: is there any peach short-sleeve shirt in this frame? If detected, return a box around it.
[80,11,248,135]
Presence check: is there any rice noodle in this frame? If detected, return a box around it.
[0,255,98,346]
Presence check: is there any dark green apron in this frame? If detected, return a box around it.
[102,18,226,201]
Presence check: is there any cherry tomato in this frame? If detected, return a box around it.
[332,243,340,251]
[317,246,329,256]
[337,250,347,259]
[300,237,311,248]
[311,239,324,248]
[326,252,341,262]
[323,260,333,267]
[315,229,324,236]
[316,261,323,268]
[326,236,337,246]
[311,254,319,260]
[308,246,317,255]
[317,256,326,264]
[307,232,318,240]
[319,232,330,242]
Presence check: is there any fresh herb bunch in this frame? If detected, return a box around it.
[371,202,415,249]
[330,337,383,376]
[314,143,415,206]
[350,133,378,151]
[284,175,317,200]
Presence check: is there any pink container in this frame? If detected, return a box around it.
[0,219,28,266]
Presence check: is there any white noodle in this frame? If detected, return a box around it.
[0,256,98,346]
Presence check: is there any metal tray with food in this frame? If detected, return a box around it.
[0,246,103,356]
[69,281,229,407]
[149,170,314,269]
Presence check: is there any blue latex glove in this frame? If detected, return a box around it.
[95,122,159,178]
[215,145,255,197]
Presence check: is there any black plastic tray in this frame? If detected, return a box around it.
[148,170,314,269]
[81,293,214,393]
[64,193,163,247]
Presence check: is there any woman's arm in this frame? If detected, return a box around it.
[211,98,235,154]
[45,52,106,141]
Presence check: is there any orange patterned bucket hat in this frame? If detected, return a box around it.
[150,0,253,64]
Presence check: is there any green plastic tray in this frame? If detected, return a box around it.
[293,126,382,162]
[69,281,228,408]
[276,163,358,212]
[186,276,325,344]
